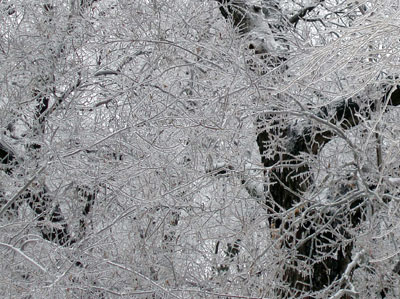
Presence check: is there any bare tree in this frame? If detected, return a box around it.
[1,0,400,298]
[215,0,400,297]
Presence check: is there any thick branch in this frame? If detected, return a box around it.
[215,1,399,295]
[289,1,325,25]
[79,0,100,10]
[77,185,96,239]
[254,86,400,295]
[0,140,17,175]
[216,0,253,34]
[258,85,400,214]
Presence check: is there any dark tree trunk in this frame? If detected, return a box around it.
[0,77,95,248]
[216,1,400,297]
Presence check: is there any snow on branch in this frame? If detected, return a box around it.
[288,0,325,25]
[0,242,48,273]
[328,250,365,299]
[0,165,47,219]
[206,159,264,199]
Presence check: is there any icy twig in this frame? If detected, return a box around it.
[0,242,48,273]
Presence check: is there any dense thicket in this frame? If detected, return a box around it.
[1,1,400,298]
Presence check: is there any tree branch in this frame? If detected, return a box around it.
[289,1,325,25]
[215,0,253,34]
[215,1,399,295]
[0,165,46,219]
[0,139,96,247]
[0,242,48,273]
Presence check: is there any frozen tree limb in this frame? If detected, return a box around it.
[0,242,48,273]
[94,69,119,77]
[0,165,47,219]
[0,139,17,175]
[288,1,326,25]
[206,161,234,176]
[255,73,400,297]
[328,249,365,299]
[216,0,254,34]
[105,260,183,299]
[207,161,264,198]
[216,0,400,296]
[0,114,95,247]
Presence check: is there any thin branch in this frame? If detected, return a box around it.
[94,70,119,76]
[328,250,365,299]
[0,242,48,273]
[105,260,183,299]
[0,165,47,218]
[63,126,130,158]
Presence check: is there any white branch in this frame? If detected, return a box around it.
[105,260,183,299]
[0,164,47,218]
[388,178,400,185]
[328,249,365,299]
[0,242,48,273]
[207,160,264,198]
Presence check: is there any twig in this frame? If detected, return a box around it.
[0,242,48,273]
[105,260,183,299]
[0,164,47,218]
[328,249,365,299]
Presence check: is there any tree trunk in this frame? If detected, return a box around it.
[216,1,400,297]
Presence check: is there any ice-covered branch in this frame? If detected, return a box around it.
[0,242,48,273]
[207,160,264,199]
[289,1,325,25]
[328,250,365,299]
[0,165,47,218]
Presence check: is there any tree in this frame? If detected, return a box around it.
[214,1,400,297]
[1,0,400,298]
